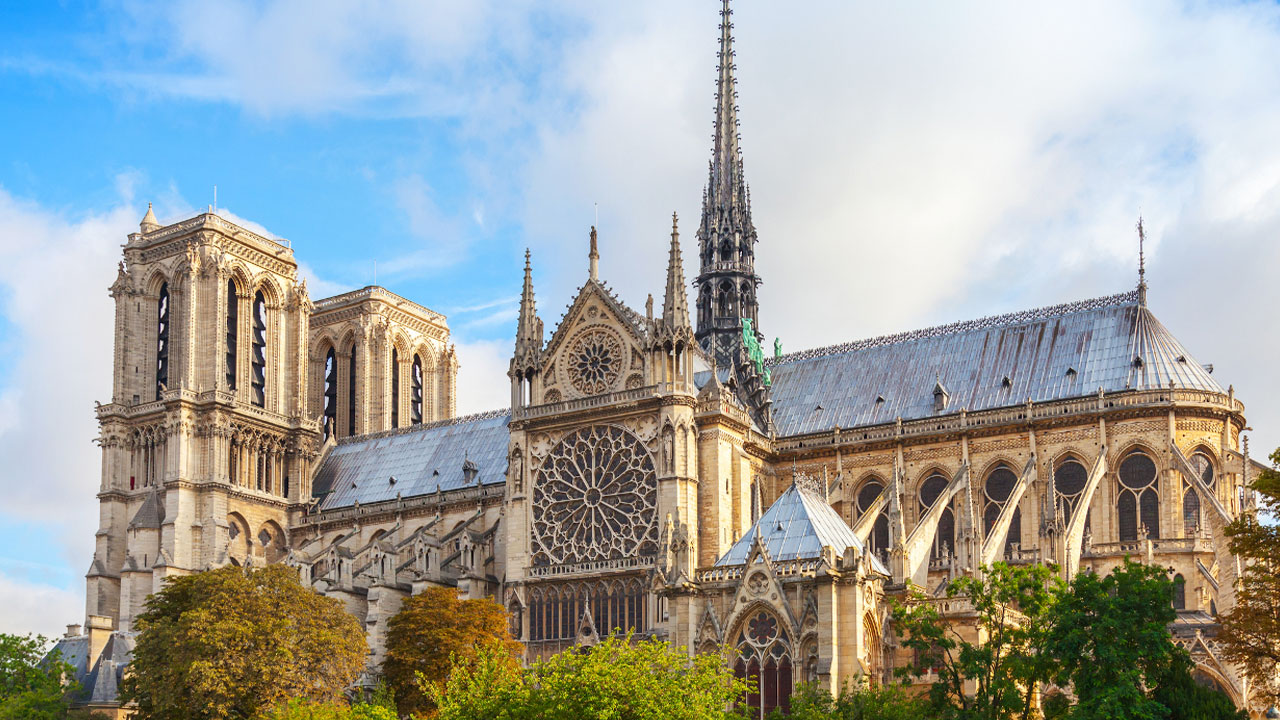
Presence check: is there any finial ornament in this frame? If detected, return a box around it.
[1136,216,1148,306]
[588,226,599,282]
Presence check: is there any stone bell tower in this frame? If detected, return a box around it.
[87,205,321,633]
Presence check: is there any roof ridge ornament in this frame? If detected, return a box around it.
[1136,216,1148,306]
[588,225,599,283]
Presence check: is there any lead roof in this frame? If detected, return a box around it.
[312,409,510,511]
[763,291,1221,436]
[715,481,889,573]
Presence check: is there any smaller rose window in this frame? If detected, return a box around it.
[748,612,779,645]
[567,329,623,395]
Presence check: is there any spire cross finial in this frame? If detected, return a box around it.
[1136,216,1148,305]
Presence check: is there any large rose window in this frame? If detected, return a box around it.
[567,329,623,396]
[531,425,657,567]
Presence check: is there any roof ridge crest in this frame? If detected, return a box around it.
[767,290,1140,366]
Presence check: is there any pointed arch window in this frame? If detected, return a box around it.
[1172,573,1186,610]
[983,465,1022,559]
[734,610,793,718]
[856,479,890,564]
[322,348,337,440]
[347,344,357,437]
[156,282,170,400]
[411,355,424,424]
[1054,459,1090,527]
[1184,452,1215,535]
[250,291,267,407]
[391,349,400,429]
[225,280,238,389]
[1118,452,1159,541]
[919,474,955,562]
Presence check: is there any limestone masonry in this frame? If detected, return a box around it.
[56,2,1268,717]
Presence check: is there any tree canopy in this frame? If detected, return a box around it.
[433,635,750,720]
[893,560,1242,720]
[382,585,522,718]
[783,680,923,720]
[1219,447,1280,707]
[120,564,367,720]
[0,633,78,720]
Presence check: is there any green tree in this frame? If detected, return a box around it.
[432,635,750,720]
[255,698,397,720]
[892,561,1063,719]
[1045,560,1183,720]
[382,586,522,718]
[120,565,367,720]
[1150,656,1248,720]
[0,633,77,720]
[783,680,924,720]
[1219,447,1280,706]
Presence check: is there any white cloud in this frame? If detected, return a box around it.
[453,338,510,415]
[0,573,83,638]
[0,189,132,624]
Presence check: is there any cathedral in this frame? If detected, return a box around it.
[55,1,1270,717]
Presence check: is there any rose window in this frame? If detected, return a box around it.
[531,425,657,567]
[567,329,623,396]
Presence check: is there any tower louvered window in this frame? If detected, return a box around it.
[322,348,337,440]
[1118,452,1159,541]
[250,291,266,407]
[391,349,400,428]
[225,280,238,389]
[155,283,169,400]
[347,345,356,437]
[411,355,424,424]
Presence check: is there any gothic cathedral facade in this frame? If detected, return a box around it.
[60,1,1268,717]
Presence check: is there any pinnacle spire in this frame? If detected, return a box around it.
[662,212,691,328]
[140,202,159,233]
[515,250,542,352]
[588,226,599,282]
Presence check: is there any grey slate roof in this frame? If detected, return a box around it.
[764,291,1222,437]
[313,409,510,510]
[716,482,889,574]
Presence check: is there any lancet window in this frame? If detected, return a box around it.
[322,348,337,440]
[225,280,238,389]
[526,579,646,642]
[250,291,266,407]
[391,349,400,429]
[856,478,890,563]
[983,464,1021,558]
[411,355,424,424]
[1117,451,1160,541]
[919,473,955,562]
[1054,458,1090,528]
[1183,451,1215,535]
[346,344,356,437]
[155,282,170,400]
[733,610,793,718]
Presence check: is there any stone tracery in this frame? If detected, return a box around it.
[530,425,657,568]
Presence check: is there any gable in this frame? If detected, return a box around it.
[541,282,649,401]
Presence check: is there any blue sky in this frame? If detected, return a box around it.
[3,0,1280,636]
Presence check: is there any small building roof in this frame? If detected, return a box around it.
[312,409,510,510]
[715,481,888,574]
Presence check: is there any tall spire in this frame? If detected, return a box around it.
[712,0,741,204]
[1136,216,1147,306]
[662,212,691,328]
[588,226,600,282]
[695,0,762,367]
